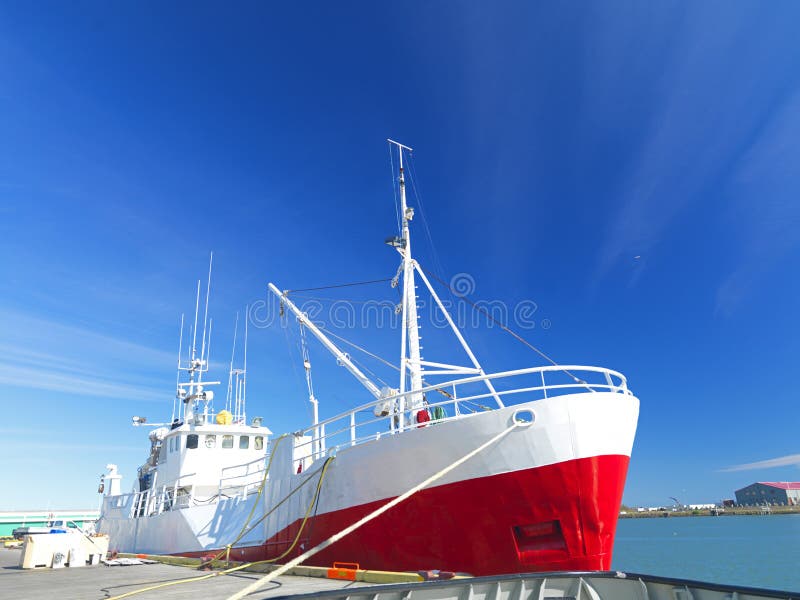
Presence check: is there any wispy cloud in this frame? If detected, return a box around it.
[0,309,175,364]
[0,363,165,401]
[720,454,800,472]
[592,9,743,281]
[715,92,800,315]
[592,7,799,292]
[0,308,174,402]
[11,441,142,452]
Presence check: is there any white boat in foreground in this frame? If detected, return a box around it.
[97,141,639,576]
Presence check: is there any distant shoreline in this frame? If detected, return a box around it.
[620,506,800,518]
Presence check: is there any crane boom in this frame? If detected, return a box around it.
[267,283,383,400]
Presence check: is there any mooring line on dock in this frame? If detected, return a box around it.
[225,420,523,600]
[103,452,334,600]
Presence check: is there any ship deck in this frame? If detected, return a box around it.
[0,547,373,599]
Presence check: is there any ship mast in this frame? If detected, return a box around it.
[266,141,503,435]
[175,253,219,424]
[389,139,424,415]
[226,309,248,424]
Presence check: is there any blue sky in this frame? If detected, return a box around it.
[2,2,800,510]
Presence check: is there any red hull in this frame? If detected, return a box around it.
[186,454,629,575]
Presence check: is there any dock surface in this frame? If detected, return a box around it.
[0,548,371,599]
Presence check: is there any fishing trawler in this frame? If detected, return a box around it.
[96,140,639,576]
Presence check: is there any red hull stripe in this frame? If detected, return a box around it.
[183,454,630,576]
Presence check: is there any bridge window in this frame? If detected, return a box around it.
[186,434,198,449]
[254,436,263,450]
[205,435,217,449]
[239,436,249,449]
[222,435,234,449]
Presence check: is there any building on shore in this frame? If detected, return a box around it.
[0,510,99,537]
[734,482,800,506]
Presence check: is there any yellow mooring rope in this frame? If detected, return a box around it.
[224,421,523,600]
[104,445,334,600]
[106,419,524,600]
[208,433,289,562]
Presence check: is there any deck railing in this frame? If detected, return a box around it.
[218,455,268,498]
[121,472,197,517]
[111,455,270,517]
[293,365,631,468]
[105,365,631,513]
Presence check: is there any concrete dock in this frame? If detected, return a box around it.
[0,547,373,599]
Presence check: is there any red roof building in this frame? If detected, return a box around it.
[758,482,800,490]
[735,482,800,505]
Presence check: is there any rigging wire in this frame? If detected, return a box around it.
[281,297,451,400]
[323,328,400,373]
[321,321,470,402]
[284,278,393,293]
[419,265,593,388]
[288,293,394,305]
[406,152,446,281]
[292,323,394,389]
[281,310,313,422]
[348,353,392,389]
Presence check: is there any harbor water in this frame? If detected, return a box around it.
[612,514,800,592]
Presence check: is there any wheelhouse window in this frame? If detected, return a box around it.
[239,436,249,449]
[205,435,217,449]
[186,434,198,449]
[254,436,264,450]
[222,435,233,449]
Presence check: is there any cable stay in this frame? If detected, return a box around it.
[270,283,384,402]
[283,278,393,294]
[315,327,463,405]
[405,149,447,282]
[323,328,400,373]
[417,264,595,391]
[268,139,597,439]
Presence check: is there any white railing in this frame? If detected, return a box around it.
[103,492,133,514]
[121,453,274,516]
[167,472,196,511]
[127,472,197,517]
[294,365,631,468]
[218,455,268,499]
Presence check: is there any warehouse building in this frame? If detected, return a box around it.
[0,510,98,537]
[734,482,800,506]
